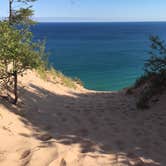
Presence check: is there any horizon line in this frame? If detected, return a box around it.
[1,16,166,23]
[36,21,166,23]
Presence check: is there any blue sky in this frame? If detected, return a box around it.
[1,0,166,22]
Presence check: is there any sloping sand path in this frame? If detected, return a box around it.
[0,71,166,166]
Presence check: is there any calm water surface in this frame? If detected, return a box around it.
[32,22,166,91]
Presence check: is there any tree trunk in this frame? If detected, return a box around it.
[13,71,18,104]
[9,0,13,22]
[4,60,9,98]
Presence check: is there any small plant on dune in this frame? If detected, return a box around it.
[37,66,48,80]
[59,73,77,89]
[73,77,84,86]
[50,68,77,89]
[134,36,166,109]
[37,66,78,89]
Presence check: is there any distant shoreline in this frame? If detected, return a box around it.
[36,21,166,23]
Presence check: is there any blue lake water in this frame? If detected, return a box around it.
[32,22,166,91]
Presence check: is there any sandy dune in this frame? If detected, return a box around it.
[0,70,166,166]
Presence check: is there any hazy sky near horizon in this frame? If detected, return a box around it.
[1,0,166,22]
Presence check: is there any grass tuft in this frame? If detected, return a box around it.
[37,66,82,89]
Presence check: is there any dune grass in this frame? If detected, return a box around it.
[37,66,83,89]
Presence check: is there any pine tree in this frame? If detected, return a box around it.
[0,0,46,104]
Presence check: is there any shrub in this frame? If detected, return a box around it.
[132,36,166,109]
[134,74,149,88]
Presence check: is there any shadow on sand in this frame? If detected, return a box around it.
[1,83,166,165]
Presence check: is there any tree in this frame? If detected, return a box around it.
[9,0,36,24]
[132,36,166,109]
[0,21,44,104]
[145,36,166,75]
[0,0,46,104]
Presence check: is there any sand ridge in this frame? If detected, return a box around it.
[0,70,166,166]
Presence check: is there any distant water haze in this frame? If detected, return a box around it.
[32,22,166,91]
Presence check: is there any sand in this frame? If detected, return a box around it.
[0,70,166,166]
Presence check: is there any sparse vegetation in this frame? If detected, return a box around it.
[37,66,48,80]
[58,72,77,89]
[128,36,166,109]
[73,77,84,86]
[37,66,81,89]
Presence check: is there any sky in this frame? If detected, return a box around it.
[0,0,166,22]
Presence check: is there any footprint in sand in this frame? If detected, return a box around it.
[60,158,67,166]
[0,151,6,162]
[20,149,31,160]
[38,133,53,141]
[20,149,32,166]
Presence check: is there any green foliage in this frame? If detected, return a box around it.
[56,71,77,89]
[37,66,48,80]
[0,0,83,104]
[134,36,166,109]
[0,5,45,103]
[13,8,36,25]
[0,21,43,74]
[37,66,78,89]
[9,0,37,25]
[145,36,166,74]
[0,0,46,104]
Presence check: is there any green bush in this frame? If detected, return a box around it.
[133,36,166,109]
